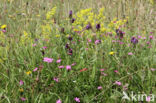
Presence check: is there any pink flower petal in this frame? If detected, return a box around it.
[43,57,53,63]
[146,96,151,102]
[56,59,61,63]
[97,86,102,90]
[66,65,71,70]
[58,65,64,69]
[74,97,80,103]
[56,99,62,103]
[20,97,26,101]
[115,81,122,86]
[19,80,24,85]
[33,67,38,72]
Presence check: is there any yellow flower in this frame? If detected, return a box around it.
[55,35,60,38]
[19,88,24,92]
[26,71,31,75]
[46,7,57,20]
[109,52,115,55]
[1,25,7,29]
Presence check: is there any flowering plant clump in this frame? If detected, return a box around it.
[0,1,155,103]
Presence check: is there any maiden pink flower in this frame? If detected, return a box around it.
[146,96,151,102]
[88,39,91,42]
[66,65,71,70]
[2,30,6,33]
[128,52,133,55]
[74,97,80,103]
[43,57,53,63]
[151,68,155,71]
[100,69,105,71]
[32,43,37,47]
[53,77,59,82]
[97,86,102,90]
[20,97,26,101]
[115,81,122,86]
[58,65,64,69]
[33,67,38,72]
[56,59,61,63]
[56,99,62,103]
[71,63,76,66]
[43,46,47,49]
[137,35,142,39]
[19,80,24,85]
[114,70,119,73]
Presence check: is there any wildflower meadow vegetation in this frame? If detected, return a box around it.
[0,0,156,103]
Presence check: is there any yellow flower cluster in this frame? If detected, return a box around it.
[72,8,106,31]
[72,8,128,37]
[20,31,33,45]
[41,24,52,39]
[108,17,128,29]
[46,7,57,20]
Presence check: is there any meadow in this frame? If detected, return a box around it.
[0,0,156,103]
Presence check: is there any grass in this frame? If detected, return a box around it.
[0,0,156,103]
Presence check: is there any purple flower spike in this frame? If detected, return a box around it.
[131,37,138,44]
[71,18,75,23]
[69,10,72,18]
[86,23,91,30]
[96,24,100,30]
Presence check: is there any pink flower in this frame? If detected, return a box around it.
[151,68,155,71]
[58,65,64,69]
[74,97,80,102]
[128,52,133,55]
[56,99,62,103]
[43,46,47,49]
[146,41,150,45]
[71,63,76,66]
[43,57,53,63]
[33,67,38,72]
[115,81,122,86]
[119,42,124,45]
[97,86,102,90]
[2,30,6,33]
[20,97,26,101]
[88,39,91,42]
[32,43,37,47]
[100,69,105,71]
[19,80,24,85]
[95,40,101,44]
[146,96,151,102]
[143,37,146,40]
[66,65,71,70]
[56,59,61,63]
[114,70,119,73]
[85,48,88,50]
[53,77,59,82]
[137,35,142,39]
[149,35,153,40]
